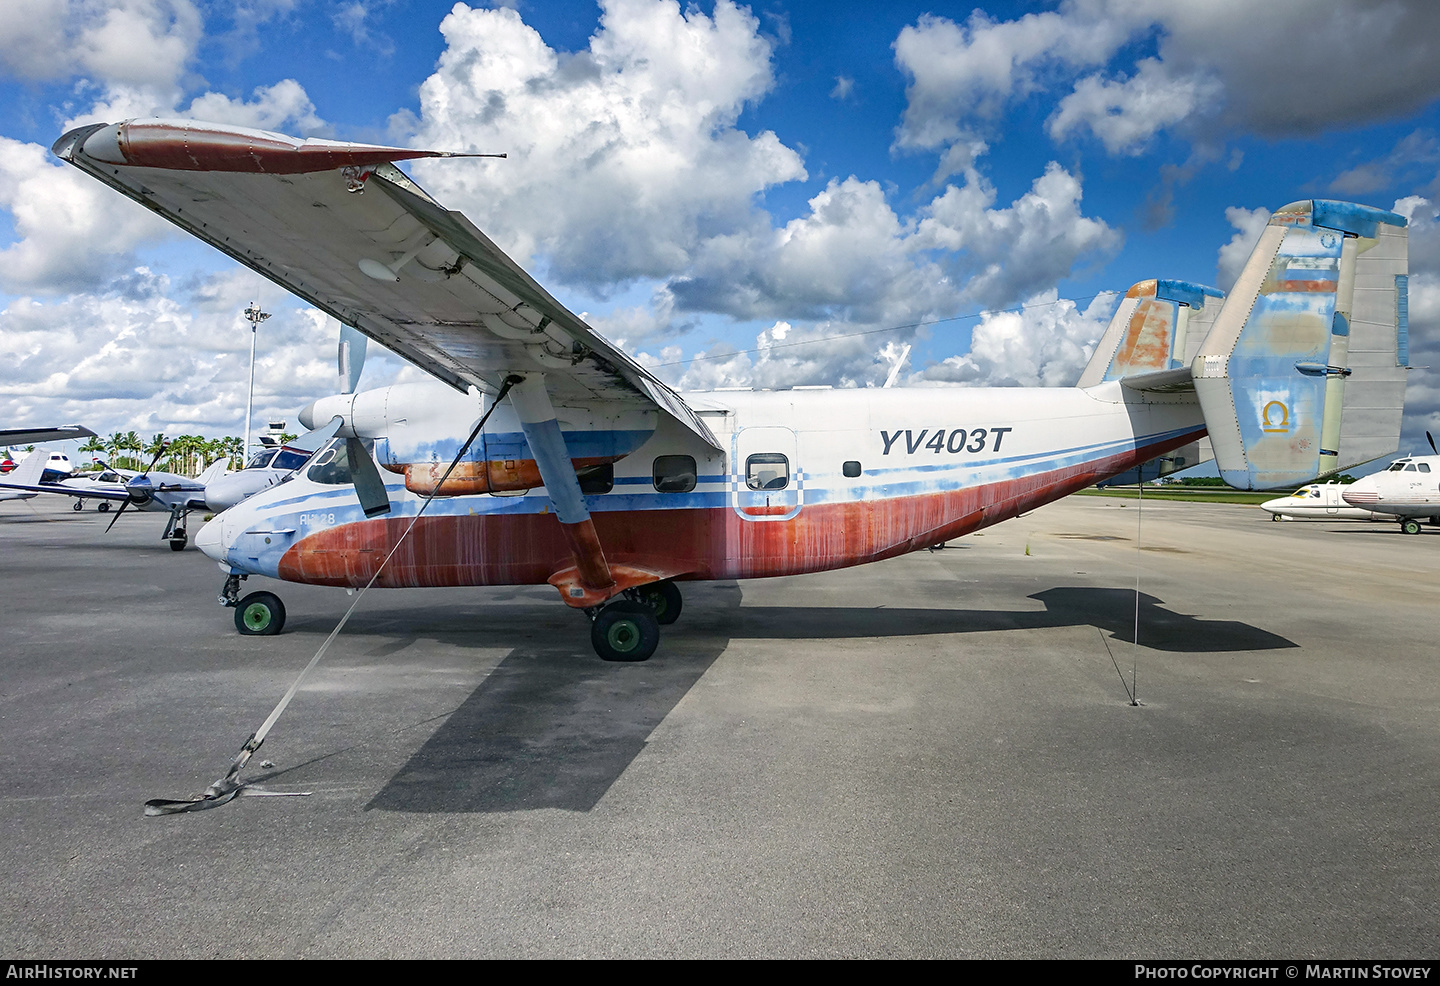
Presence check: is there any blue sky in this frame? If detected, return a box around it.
[3,0,1440,466]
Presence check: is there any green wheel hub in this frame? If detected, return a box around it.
[242,602,273,632]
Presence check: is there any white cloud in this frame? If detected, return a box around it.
[405,0,806,287]
[892,7,1127,152]
[917,290,1116,388]
[916,161,1121,308]
[1215,205,1270,291]
[1048,58,1221,156]
[184,78,328,135]
[895,1,1440,159]
[0,137,175,295]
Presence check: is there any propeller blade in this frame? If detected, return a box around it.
[288,416,344,455]
[104,499,130,532]
[139,442,169,478]
[1428,431,1437,455]
[346,438,391,517]
[338,325,368,395]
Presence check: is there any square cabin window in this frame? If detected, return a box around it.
[842,460,862,478]
[653,455,697,493]
[746,453,790,491]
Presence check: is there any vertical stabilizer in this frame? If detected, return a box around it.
[1079,279,1224,388]
[1193,200,1408,490]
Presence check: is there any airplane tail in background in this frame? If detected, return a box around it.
[1193,200,1409,490]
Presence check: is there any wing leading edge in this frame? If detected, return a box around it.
[54,119,718,450]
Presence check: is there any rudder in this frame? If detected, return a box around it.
[1193,200,1409,490]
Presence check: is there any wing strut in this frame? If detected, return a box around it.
[509,375,617,604]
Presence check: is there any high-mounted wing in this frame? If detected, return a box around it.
[0,426,97,446]
[53,119,717,450]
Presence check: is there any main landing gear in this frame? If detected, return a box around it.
[213,573,682,658]
[586,581,683,662]
[1401,518,1424,535]
[161,503,188,551]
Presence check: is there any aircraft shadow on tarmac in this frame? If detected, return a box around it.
[366,583,1294,815]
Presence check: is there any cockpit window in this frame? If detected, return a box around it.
[306,439,354,485]
[1389,461,1409,471]
[1419,463,1432,473]
[246,449,277,469]
[1405,464,1418,472]
[272,449,309,472]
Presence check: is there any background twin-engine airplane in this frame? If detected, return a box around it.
[50,119,1413,661]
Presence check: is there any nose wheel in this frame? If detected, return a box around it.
[1401,518,1423,535]
[235,591,286,635]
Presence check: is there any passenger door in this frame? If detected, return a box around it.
[731,426,802,522]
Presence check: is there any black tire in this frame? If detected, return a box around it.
[235,591,286,635]
[591,601,659,662]
[1402,519,1423,536]
[638,580,683,625]
[168,536,186,552]
[98,501,110,512]
[72,500,83,512]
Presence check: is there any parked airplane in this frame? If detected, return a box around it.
[1260,482,1388,522]
[52,119,1413,659]
[1340,434,1440,534]
[56,461,132,511]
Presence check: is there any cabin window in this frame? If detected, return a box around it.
[577,462,614,494]
[653,455,697,493]
[746,453,790,491]
[843,460,862,478]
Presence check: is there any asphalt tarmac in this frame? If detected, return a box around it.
[2,493,1437,958]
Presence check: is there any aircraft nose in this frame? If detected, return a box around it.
[196,513,226,563]
[1342,479,1378,507]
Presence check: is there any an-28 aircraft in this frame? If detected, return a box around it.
[52,119,1413,661]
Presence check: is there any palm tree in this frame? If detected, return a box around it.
[107,432,127,469]
[123,431,142,470]
[78,436,106,471]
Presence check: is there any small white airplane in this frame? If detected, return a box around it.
[1260,482,1388,522]
[56,461,132,511]
[1340,435,1440,534]
[53,119,1414,658]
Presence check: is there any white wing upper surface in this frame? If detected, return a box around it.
[54,119,717,449]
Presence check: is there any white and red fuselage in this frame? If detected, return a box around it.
[197,380,1205,598]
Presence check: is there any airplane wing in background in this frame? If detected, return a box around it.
[52,119,719,451]
[0,426,98,446]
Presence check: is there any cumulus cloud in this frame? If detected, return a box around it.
[895,1,1440,161]
[405,0,806,288]
[916,162,1122,308]
[0,137,175,295]
[1215,205,1270,291]
[183,78,328,135]
[893,7,1127,153]
[917,290,1117,388]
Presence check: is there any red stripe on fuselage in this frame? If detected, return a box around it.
[277,431,1200,589]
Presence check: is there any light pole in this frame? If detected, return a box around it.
[242,302,271,462]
